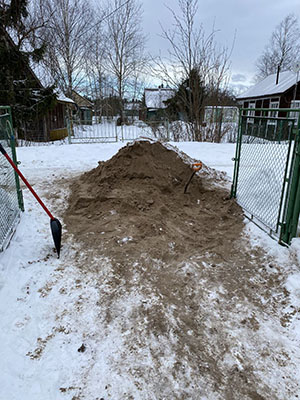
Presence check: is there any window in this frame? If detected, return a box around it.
[247,102,255,124]
[290,101,300,125]
[267,101,279,125]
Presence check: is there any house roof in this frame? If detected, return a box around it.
[56,92,75,104]
[71,90,93,108]
[144,88,175,109]
[238,70,299,100]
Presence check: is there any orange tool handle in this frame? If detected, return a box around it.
[192,162,202,172]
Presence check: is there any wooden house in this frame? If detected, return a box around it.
[0,27,75,142]
[44,93,75,141]
[237,70,300,111]
[71,90,93,124]
[17,88,75,142]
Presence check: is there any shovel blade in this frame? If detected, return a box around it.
[50,218,62,258]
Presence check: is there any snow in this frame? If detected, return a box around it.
[56,92,75,104]
[238,70,299,100]
[0,141,300,399]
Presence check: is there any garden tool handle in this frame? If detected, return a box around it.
[0,143,7,155]
[184,162,202,194]
[192,162,202,172]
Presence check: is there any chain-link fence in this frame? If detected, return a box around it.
[231,108,300,244]
[0,107,23,251]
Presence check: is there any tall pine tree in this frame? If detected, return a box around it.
[0,0,56,133]
[165,68,206,137]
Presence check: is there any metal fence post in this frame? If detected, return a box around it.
[165,119,170,141]
[121,124,124,142]
[280,125,300,244]
[10,134,24,212]
[0,106,23,251]
[230,109,243,198]
[67,118,72,144]
[7,108,24,211]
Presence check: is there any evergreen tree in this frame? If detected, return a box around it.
[0,0,56,131]
[165,69,206,125]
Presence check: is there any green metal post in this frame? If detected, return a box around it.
[7,108,24,212]
[277,125,294,233]
[230,109,243,198]
[280,116,300,244]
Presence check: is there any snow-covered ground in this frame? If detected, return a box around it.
[0,141,300,399]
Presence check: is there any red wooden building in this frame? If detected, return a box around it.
[237,71,300,111]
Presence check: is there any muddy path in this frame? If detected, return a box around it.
[56,141,300,399]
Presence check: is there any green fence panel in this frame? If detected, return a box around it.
[231,108,299,243]
[0,106,23,251]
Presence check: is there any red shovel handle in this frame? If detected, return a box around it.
[0,143,55,220]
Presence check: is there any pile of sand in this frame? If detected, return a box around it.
[64,140,243,263]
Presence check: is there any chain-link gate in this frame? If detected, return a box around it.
[0,106,24,251]
[231,108,300,244]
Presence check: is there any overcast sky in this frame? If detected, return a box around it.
[141,0,300,92]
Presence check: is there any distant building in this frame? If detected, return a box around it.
[124,99,142,121]
[71,91,93,124]
[143,87,175,120]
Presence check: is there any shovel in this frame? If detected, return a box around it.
[184,162,203,194]
[0,143,62,258]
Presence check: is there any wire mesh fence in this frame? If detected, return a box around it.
[0,107,23,251]
[231,108,299,242]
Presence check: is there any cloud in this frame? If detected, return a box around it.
[229,83,250,96]
[231,74,247,83]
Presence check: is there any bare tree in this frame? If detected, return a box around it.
[38,0,94,96]
[152,0,232,141]
[104,0,147,121]
[83,19,108,117]
[256,14,300,80]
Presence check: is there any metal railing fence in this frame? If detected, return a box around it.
[0,106,23,251]
[67,117,170,143]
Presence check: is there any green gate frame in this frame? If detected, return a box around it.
[0,106,24,251]
[0,106,24,211]
[231,108,300,245]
